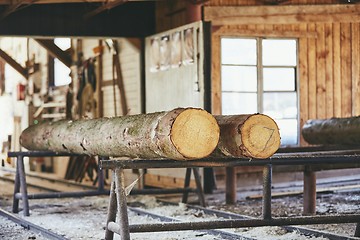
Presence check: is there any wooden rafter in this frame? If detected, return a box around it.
[0,48,28,79]
[0,0,106,3]
[84,0,128,19]
[35,39,72,68]
[204,4,360,25]
[0,0,37,19]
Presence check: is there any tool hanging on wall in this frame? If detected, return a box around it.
[77,58,97,118]
[106,39,128,116]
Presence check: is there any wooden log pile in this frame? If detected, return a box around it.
[302,116,360,146]
[20,108,281,160]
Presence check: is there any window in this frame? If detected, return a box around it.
[221,37,298,146]
[54,38,71,86]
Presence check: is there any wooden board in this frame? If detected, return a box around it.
[351,23,360,116]
[324,23,334,118]
[204,4,360,25]
[298,23,309,146]
[340,23,352,117]
[247,184,360,199]
[316,23,326,119]
[333,22,342,118]
[144,173,196,189]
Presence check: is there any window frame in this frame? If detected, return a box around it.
[220,36,300,146]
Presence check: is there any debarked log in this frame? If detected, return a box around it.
[302,116,360,145]
[213,114,281,159]
[20,108,220,160]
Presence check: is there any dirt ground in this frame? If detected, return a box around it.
[0,168,360,239]
[0,186,359,239]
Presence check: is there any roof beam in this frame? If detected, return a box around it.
[0,2,155,37]
[0,0,36,19]
[84,0,128,19]
[35,39,72,68]
[0,48,28,79]
[204,4,360,25]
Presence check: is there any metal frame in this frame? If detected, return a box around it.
[7,151,206,217]
[101,148,360,240]
[8,151,109,216]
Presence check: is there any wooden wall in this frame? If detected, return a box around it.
[154,1,360,145]
[207,0,340,5]
[205,3,360,145]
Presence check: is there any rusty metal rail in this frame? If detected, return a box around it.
[128,207,256,240]
[160,200,360,240]
[0,208,69,240]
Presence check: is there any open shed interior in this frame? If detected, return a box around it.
[0,0,360,239]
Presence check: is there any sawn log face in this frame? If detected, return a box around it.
[213,114,281,159]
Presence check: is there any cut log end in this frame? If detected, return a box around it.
[170,108,220,159]
[241,114,281,159]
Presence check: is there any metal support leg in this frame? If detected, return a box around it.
[262,164,272,220]
[105,172,117,240]
[192,168,206,207]
[98,156,108,192]
[181,168,192,204]
[98,168,105,192]
[304,166,316,215]
[355,222,360,237]
[225,167,236,204]
[12,156,21,213]
[15,155,30,216]
[115,168,130,240]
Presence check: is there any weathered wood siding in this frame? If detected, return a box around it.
[207,0,339,5]
[81,38,142,117]
[205,3,360,145]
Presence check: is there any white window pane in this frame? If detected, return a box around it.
[54,59,71,86]
[222,92,257,115]
[263,68,295,91]
[221,38,257,65]
[276,119,298,146]
[263,92,297,119]
[262,39,297,66]
[222,66,257,92]
[54,38,71,51]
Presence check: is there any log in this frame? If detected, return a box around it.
[302,116,360,145]
[20,108,220,160]
[213,114,281,159]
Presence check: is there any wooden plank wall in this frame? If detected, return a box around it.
[206,3,360,146]
[155,1,188,32]
[207,0,339,5]
[155,1,360,146]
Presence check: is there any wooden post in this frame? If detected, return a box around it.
[225,167,236,204]
[303,166,316,215]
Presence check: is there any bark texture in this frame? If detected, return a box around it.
[302,116,360,145]
[213,114,281,159]
[20,108,220,160]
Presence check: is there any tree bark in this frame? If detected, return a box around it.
[213,114,281,159]
[302,116,360,145]
[20,108,220,160]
